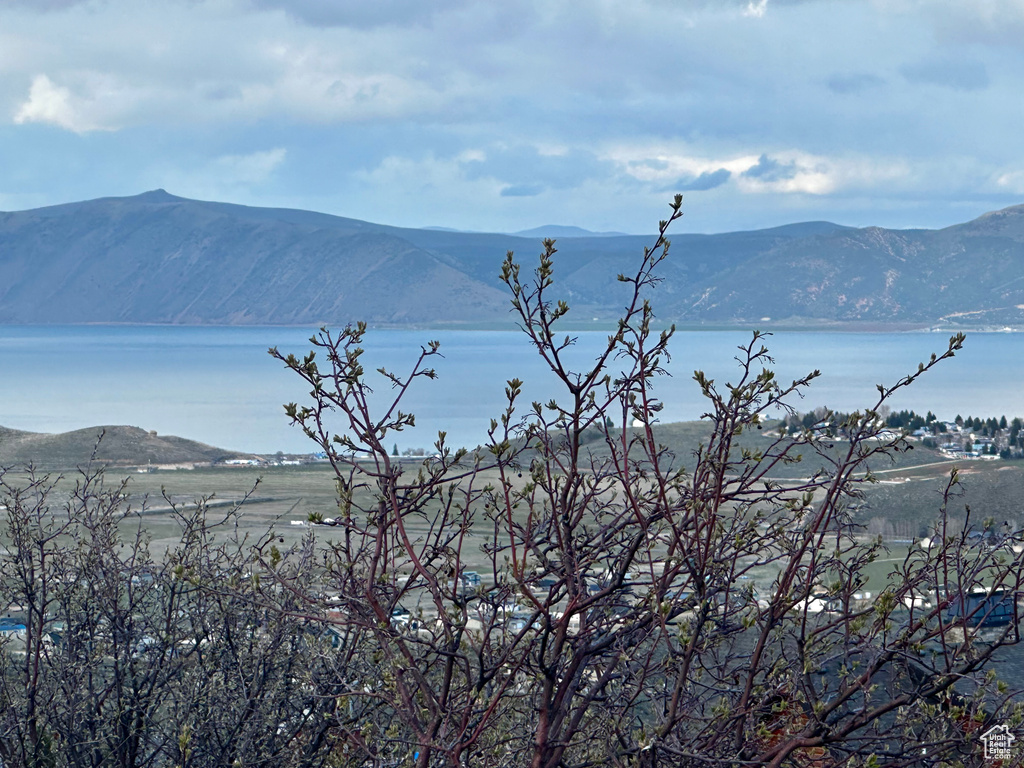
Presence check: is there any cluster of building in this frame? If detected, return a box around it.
[910,420,1016,461]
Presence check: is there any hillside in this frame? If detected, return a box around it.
[0,190,509,325]
[670,210,1024,325]
[1,190,1024,327]
[0,424,248,469]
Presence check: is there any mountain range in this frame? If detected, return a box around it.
[2,189,1024,327]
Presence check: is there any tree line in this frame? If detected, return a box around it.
[786,408,1024,445]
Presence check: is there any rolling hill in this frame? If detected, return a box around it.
[0,424,249,469]
[2,190,1024,327]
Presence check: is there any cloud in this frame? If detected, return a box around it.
[352,151,496,196]
[995,172,1024,193]
[737,153,833,194]
[346,150,569,228]
[900,57,990,91]
[213,148,288,185]
[604,143,915,201]
[142,146,291,207]
[500,184,544,197]
[676,168,732,191]
[12,74,104,132]
[743,0,769,18]
[351,144,616,206]
[0,2,455,132]
[0,0,1021,235]
[909,1,1024,48]
[733,151,915,196]
[604,145,892,198]
[741,154,797,182]
[248,0,469,28]
[607,147,757,185]
[826,72,885,95]
[0,0,89,9]
[463,145,613,192]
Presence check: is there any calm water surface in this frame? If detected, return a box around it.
[0,325,1017,453]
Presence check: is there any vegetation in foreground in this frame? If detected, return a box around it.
[3,198,1024,767]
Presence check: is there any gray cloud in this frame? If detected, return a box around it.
[676,168,731,191]
[742,154,797,182]
[464,146,613,191]
[248,0,468,28]
[252,0,819,29]
[826,72,885,95]
[201,84,244,102]
[912,4,1024,51]
[1,0,1022,235]
[900,58,990,91]
[0,0,91,8]
[500,184,544,197]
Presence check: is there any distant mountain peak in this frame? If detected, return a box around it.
[135,189,182,203]
[422,225,478,233]
[956,201,1024,238]
[971,203,1024,222]
[512,224,630,238]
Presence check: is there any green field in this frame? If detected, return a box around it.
[0,464,339,558]
[3,421,1015,589]
[1,462,520,570]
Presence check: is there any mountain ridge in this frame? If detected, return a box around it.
[1,191,1023,327]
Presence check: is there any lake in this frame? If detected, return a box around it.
[0,325,1017,454]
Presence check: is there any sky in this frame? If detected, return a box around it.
[2,0,1024,234]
